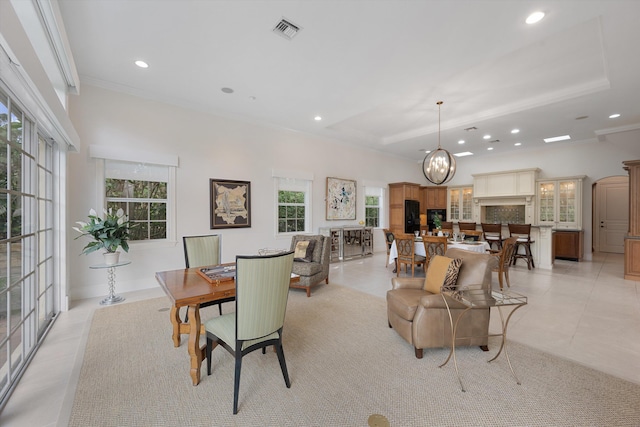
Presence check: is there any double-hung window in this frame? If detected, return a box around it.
[364,187,384,228]
[90,146,177,244]
[105,161,168,241]
[274,170,313,235]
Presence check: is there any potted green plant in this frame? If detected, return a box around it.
[432,212,442,233]
[74,208,131,265]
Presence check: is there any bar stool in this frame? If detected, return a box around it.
[508,223,535,270]
[481,223,503,251]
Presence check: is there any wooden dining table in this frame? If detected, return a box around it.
[155,263,299,385]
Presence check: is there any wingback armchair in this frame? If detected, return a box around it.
[386,248,497,358]
[289,235,330,297]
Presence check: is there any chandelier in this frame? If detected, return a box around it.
[422,101,456,185]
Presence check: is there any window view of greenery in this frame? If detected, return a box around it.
[365,195,380,227]
[106,178,167,240]
[278,190,305,233]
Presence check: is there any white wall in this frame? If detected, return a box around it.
[68,85,640,300]
[67,85,425,299]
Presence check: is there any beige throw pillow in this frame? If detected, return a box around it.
[424,255,462,294]
[294,240,316,262]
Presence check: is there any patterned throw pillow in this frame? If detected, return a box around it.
[424,256,462,294]
[294,240,316,262]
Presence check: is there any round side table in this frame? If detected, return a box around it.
[89,260,132,305]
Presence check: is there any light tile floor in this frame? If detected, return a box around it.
[1,251,639,426]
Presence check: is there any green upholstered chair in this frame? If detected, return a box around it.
[183,235,233,318]
[205,251,295,414]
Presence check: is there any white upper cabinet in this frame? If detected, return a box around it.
[473,168,539,198]
[537,176,585,229]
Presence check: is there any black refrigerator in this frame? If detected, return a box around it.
[404,200,421,234]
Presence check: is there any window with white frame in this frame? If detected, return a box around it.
[90,146,177,244]
[274,172,312,235]
[364,186,384,227]
[105,160,169,241]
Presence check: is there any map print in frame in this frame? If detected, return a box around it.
[210,179,251,229]
[326,177,356,220]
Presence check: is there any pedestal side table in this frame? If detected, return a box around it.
[90,260,131,305]
[440,286,527,391]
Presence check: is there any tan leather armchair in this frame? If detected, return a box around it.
[386,248,498,359]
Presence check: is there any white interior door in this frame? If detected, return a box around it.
[597,177,629,253]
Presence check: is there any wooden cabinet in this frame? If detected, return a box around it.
[623,160,640,281]
[537,176,585,229]
[422,186,447,209]
[389,182,421,235]
[553,230,584,261]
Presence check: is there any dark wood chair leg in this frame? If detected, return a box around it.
[480,345,489,351]
[275,342,291,388]
[414,347,423,359]
[233,355,242,414]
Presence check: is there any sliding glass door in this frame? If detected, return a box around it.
[0,86,56,403]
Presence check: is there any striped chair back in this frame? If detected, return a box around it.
[235,251,295,341]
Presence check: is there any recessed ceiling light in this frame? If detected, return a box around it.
[609,113,621,119]
[221,87,234,94]
[454,151,473,157]
[458,140,465,144]
[134,60,148,68]
[314,116,322,121]
[511,129,520,134]
[544,135,571,143]
[514,142,522,146]
[483,135,491,140]
[487,147,494,151]
[526,11,545,24]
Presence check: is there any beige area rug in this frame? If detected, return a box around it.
[69,284,640,426]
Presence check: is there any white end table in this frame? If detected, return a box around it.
[89,260,131,305]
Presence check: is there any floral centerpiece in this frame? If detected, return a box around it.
[74,208,131,264]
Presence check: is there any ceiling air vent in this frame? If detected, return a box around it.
[273,18,302,40]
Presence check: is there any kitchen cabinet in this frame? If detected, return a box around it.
[448,186,473,221]
[553,230,584,261]
[421,186,447,209]
[473,168,539,198]
[389,182,421,235]
[623,160,640,281]
[537,176,585,229]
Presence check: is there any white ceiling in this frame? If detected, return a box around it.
[56,0,640,163]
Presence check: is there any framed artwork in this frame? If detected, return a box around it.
[326,177,356,220]
[210,179,251,229]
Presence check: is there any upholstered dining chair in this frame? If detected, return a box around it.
[457,222,477,231]
[205,251,295,414]
[491,236,518,290]
[481,223,503,251]
[383,229,395,269]
[508,223,535,269]
[421,235,447,265]
[395,234,426,277]
[183,234,233,319]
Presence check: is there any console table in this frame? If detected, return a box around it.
[440,286,527,392]
[90,260,131,305]
[319,226,373,262]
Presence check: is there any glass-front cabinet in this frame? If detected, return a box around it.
[448,186,473,222]
[537,176,585,229]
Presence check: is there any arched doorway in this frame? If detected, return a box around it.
[593,176,629,253]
